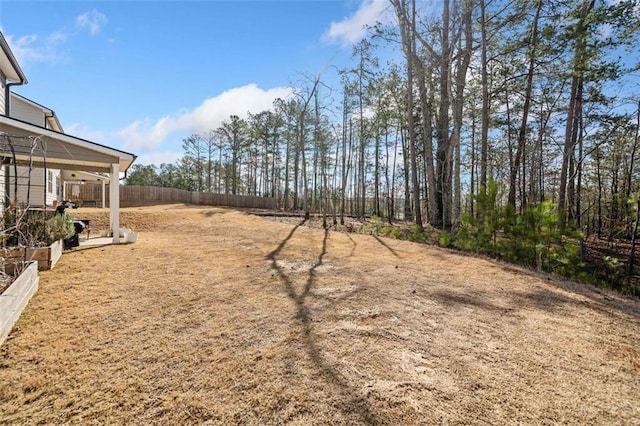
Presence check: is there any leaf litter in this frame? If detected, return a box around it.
[0,204,638,424]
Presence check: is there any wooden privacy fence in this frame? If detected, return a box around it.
[64,184,276,209]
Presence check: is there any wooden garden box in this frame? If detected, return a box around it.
[0,261,39,346]
[1,239,64,271]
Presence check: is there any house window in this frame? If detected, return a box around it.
[56,176,60,196]
[47,171,53,193]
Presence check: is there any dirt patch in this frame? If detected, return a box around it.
[0,204,639,424]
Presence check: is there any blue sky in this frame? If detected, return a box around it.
[0,0,393,166]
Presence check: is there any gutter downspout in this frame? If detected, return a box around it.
[5,81,25,116]
[45,112,54,128]
[2,79,24,210]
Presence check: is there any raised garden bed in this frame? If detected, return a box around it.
[1,239,64,271]
[0,261,39,346]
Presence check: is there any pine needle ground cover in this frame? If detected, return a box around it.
[1,205,638,424]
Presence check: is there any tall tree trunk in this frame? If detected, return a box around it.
[626,101,640,200]
[416,60,438,225]
[284,128,291,209]
[391,0,423,229]
[470,105,476,216]
[596,149,603,238]
[374,126,381,217]
[358,53,367,218]
[408,0,424,230]
[629,198,640,275]
[480,0,490,191]
[435,0,452,228]
[384,125,392,223]
[508,0,542,209]
[402,126,412,221]
[576,119,584,228]
[559,0,594,221]
[451,0,474,225]
[391,127,399,223]
[567,81,583,222]
[272,127,278,199]
[454,140,461,224]
[300,118,309,219]
[340,92,349,225]
[293,137,299,210]
[333,128,340,226]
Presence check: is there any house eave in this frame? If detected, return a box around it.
[0,115,136,173]
[0,33,27,84]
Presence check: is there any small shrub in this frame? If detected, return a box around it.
[403,224,425,243]
[601,255,624,283]
[45,214,75,244]
[438,232,452,247]
[390,227,401,239]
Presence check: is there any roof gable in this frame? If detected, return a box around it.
[10,93,64,132]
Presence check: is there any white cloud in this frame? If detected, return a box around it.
[322,0,392,46]
[3,10,108,67]
[4,31,67,67]
[117,84,292,151]
[76,10,108,36]
[136,151,184,166]
[64,123,107,143]
[117,118,170,151]
[48,30,68,44]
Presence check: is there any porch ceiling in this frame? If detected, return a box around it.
[60,170,109,182]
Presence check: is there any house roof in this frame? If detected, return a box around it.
[0,32,27,84]
[10,93,63,132]
[0,115,136,173]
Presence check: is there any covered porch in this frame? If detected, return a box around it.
[0,115,136,244]
[60,170,110,208]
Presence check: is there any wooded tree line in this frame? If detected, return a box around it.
[127,0,640,241]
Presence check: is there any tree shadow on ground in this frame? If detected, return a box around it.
[65,244,117,254]
[201,208,233,217]
[429,290,512,314]
[429,251,640,319]
[372,235,400,259]
[346,234,357,258]
[430,287,578,315]
[430,283,640,320]
[494,263,640,318]
[265,222,379,425]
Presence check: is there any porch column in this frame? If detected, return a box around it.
[102,179,106,209]
[110,163,120,244]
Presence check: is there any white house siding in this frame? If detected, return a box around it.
[7,167,60,207]
[48,169,61,205]
[10,96,45,126]
[5,96,61,207]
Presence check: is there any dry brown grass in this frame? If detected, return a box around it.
[1,204,639,424]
